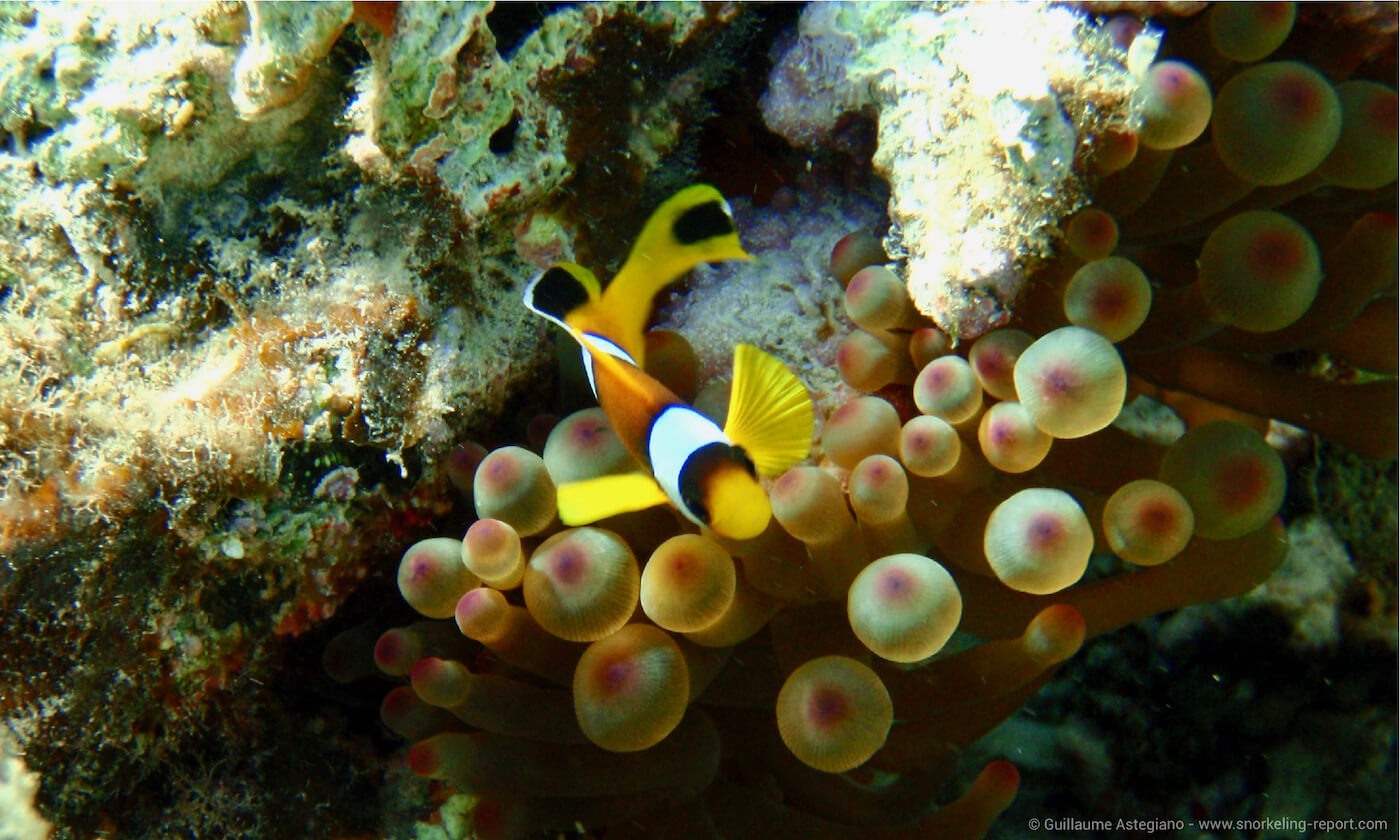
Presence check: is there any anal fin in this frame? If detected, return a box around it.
[556,472,671,525]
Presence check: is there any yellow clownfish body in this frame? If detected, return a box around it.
[523,185,812,540]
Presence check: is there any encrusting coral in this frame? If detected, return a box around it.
[352,5,1396,837]
[759,3,1150,339]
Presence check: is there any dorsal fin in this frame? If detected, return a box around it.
[599,185,752,364]
[722,344,813,477]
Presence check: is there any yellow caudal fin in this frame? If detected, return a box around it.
[723,344,813,477]
[600,185,752,363]
[556,472,671,525]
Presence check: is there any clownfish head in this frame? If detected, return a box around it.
[678,442,772,541]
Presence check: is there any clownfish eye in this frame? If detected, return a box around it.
[681,484,709,523]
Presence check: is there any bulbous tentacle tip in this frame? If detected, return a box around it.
[574,624,689,752]
[830,231,888,287]
[406,739,441,778]
[976,759,1021,806]
[1025,604,1087,665]
[776,655,893,773]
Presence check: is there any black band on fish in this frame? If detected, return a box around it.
[672,200,736,246]
[677,441,757,525]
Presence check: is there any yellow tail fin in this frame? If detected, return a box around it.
[723,345,813,477]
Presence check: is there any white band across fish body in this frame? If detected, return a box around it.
[649,405,730,525]
[579,332,636,397]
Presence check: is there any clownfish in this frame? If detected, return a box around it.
[523,185,813,540]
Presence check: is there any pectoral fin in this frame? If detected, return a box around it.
[556,472,671,525]
[722,344,813,477]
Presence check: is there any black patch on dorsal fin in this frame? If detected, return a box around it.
[525,265,590,322]
[673,200,735,245]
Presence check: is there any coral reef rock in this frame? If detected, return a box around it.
[761,2,1147,338]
